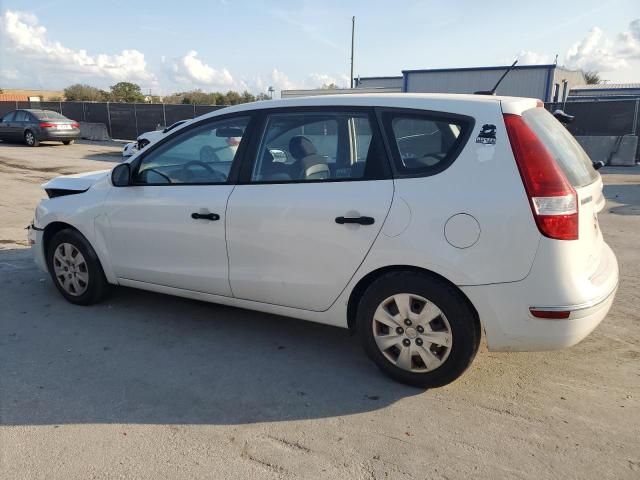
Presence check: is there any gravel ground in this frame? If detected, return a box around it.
[0,141,638,479]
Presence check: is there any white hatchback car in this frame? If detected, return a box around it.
[28,94,618,388]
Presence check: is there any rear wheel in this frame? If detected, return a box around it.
[62,140,74,145]
[24,130,39,147]
[356,271,480,388]
[46,229,109,305]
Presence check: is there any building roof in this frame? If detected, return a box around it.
[402,64,558,74]
[571,83,640,91]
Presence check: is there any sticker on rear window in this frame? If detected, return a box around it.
[476,124,496,145]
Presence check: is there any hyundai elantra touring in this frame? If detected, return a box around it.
[28,94,618,387]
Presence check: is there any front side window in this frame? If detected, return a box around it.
[382,111,470,177]
[1,112,15,122]
[135,116,249,185]
[251,111,384,182]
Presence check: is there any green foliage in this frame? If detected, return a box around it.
[63,84,109,101]
[322,83,339,89]
[109,82,145,102]
[584,71,601,85]
[63,83,264,105]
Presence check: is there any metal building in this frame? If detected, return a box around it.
[569,83,640,101]
[354,76,403,89]
[402,64,585,102]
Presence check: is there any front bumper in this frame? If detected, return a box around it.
[27,224,47,273]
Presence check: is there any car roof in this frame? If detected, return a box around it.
[197,93,537,120]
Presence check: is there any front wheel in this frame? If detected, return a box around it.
[46,229,109,305]
[24,130,39,147]
[356,271,480,388]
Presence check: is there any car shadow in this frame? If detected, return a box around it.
[604,183,640,216]
[0,248,419,427]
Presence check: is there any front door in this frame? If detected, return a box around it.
[227,109,394,311]
[103,115,251,296]
[0,111,16,140]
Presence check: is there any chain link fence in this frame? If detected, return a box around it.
[0,100,226,140]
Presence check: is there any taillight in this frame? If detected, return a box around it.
[39,122,56,128]
[71,122,80,129]
[503,113,578,241]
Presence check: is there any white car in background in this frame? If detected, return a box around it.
[122,120,189,157]
[29,94,618,388]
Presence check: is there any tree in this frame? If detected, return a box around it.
[256,93,270,101]
[584,71,601,85]
[322,83,339,89]
[63,83,109,101]
[109,82,145,102]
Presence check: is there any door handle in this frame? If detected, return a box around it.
[335,216,375,226]
[191,212,220,221]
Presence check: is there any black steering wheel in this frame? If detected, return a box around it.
[200,145,221,163]
[182,160,226,182]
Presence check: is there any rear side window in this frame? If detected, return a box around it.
[522,108,597,187]
[381,110,471,177]
[13,111,27,122]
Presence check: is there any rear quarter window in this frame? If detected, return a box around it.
[522,108,597,188]
[381,110,473,177]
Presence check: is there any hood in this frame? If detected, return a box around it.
[42,169,110,197]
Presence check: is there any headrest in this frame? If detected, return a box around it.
[289,135,317,159]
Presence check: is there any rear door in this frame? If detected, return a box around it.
[226,108,393,311]
[10,110,28,140]
[521,107,603,274]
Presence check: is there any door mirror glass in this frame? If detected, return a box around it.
[112,163,131,187]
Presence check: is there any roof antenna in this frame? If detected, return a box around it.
[474,60,518,95]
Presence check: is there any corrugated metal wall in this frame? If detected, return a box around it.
[404,67,551,100]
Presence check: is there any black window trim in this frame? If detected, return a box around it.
[375,107,475,179]
[128,112,254,187]
[236,105,392,185]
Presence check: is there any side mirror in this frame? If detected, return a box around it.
[592,160,605,171]
[112,163,131,187]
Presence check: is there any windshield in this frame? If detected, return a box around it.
[522,108,598,188]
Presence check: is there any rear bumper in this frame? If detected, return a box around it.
[462,241,619,351]
[38,128,80,140]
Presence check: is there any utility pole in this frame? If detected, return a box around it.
[350,16,355,88]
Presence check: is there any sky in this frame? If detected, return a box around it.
[0,0,639,96]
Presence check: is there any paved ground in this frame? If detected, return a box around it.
[0,141,639,479]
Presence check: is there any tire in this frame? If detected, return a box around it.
[46,228,109,305]
[62,140,74,145]
[24,130,39,147]
[356,271,480,388]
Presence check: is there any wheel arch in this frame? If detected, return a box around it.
[346,265,482,336]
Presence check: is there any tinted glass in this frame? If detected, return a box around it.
[252,112,377,182]
[522,108,598,187]
[1,112,15,122]
[34,111,68,120]
[136,116,249,185]
[13,111,27,122]
[383,112,469,176]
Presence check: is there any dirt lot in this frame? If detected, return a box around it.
[0,140,639,479]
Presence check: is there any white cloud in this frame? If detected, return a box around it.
[306,73,350,88]
[0,10,155,85]
[515,51,553,65]
[168,50,234,89]
[564,27,628,71]
[617,19,640,59]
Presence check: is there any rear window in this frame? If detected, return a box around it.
[34,110,68,120]
[381,110,471,177]
[522,108,597,187]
